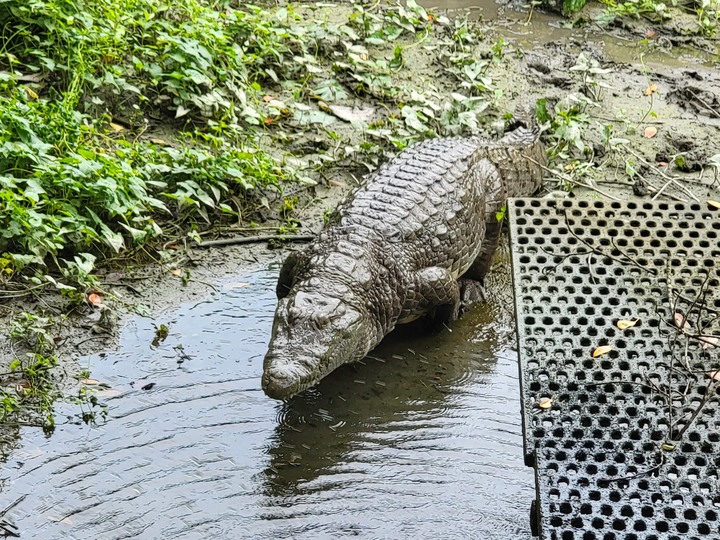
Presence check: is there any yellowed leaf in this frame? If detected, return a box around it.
[80,379,101,386]
[537,397,553,409]
[616,319,639,330]
[109,122,125,132]
[661,443,676,451]
[707,200,720,211]
[643,83,658,96]
[592,345,613,358]
[149,137,169,145]
[643,126,657,138]
[24,86,38,100]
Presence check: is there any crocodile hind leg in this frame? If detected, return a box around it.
[458,218,503,307]
[459,158,506,308]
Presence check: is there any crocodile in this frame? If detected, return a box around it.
[262,123,545,399]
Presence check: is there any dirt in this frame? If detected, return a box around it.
[1,0,719,457]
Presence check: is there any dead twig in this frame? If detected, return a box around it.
[522,155,622,202]
[194,234,316,248]
[686,89,720,119]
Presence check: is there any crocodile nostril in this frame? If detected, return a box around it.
[313,314,330,329]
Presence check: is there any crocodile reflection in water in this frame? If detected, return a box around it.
[259,299,509,499]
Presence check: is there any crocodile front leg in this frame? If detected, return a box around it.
[397,266,462,331]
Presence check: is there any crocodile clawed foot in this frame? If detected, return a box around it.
[459,278,487,311]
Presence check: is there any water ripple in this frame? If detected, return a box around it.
[0,264,533,540]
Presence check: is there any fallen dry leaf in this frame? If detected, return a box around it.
[109,122,125,132]
[645,29,656,39]
[88,292,103,307]
[537,397,553,409]
[644,83,658,96]
[326,104,377,124]
[225,282,250,290]
[707,200,720,211]
[661,443,676,451]
[643,126,658,138]
[262,95,275,103]
[149,137,169,145]
[674,312,691,332]
[171,269,182,277]
[80,379,101,386]
[700,336,719,349]
[617,319,639,330]
[707,370,720,381]
[592,345,613,358]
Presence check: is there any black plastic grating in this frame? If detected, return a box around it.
[508,198,720,540]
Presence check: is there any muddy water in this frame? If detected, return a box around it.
[425,0,718,68]
[0,258,532,539]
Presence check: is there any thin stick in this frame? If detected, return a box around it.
[523,155,621,201]
[195,234,315,248]
[626,148,700,202]
[687,89,720,119]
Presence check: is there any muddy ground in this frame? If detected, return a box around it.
[1,0,719,457]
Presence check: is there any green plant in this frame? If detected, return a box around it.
[569,52,612,104]
[599,0,670,21]
[1,313,108,430]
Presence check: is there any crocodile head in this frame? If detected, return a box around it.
[262,285,376,400]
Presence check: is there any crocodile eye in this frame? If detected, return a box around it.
[288,306,302,323]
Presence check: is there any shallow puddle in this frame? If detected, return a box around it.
[0,260,532,539]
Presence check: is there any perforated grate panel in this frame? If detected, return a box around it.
[508,198,720,540]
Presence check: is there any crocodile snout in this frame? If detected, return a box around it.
[261,364,300,400]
